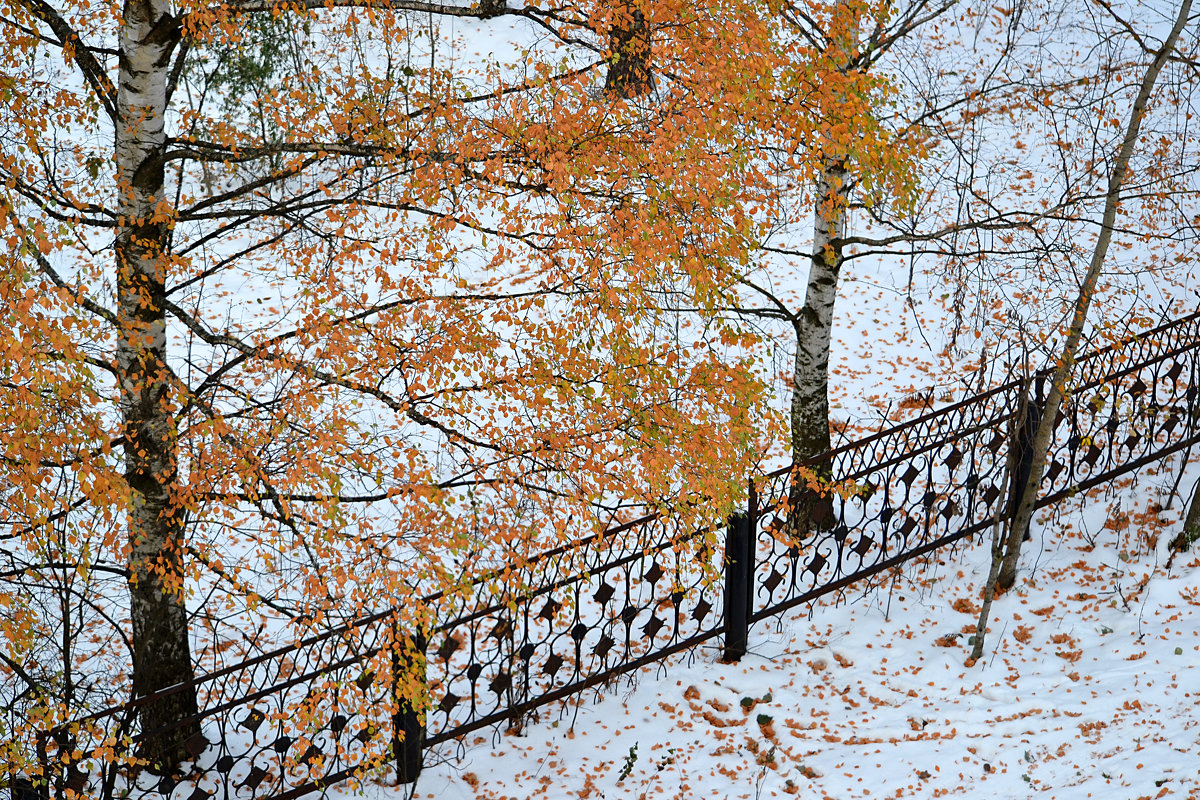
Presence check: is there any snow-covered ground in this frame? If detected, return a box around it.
[311,242,1200,800]
[382,477,1200,800]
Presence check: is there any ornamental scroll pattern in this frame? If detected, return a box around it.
[38,310,1200,800]
[421,511,725,748]
[750,382,1021,622]
[750,310,1200,623]
[1037,318,1200,505]
[37,612,405,800]
[38,511,727,800]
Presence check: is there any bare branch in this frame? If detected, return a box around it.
[17,0,118,122]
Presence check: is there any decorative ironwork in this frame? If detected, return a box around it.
[36,309,1200,800]
[749,310,1200,623]
[749,381,1019,622]
[1039,318,1200,506]
[36,610,407,800]
[36,508,728,800]
[422,510,725,747]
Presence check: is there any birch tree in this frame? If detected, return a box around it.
[737,0,985,532]
[0,0,796,770]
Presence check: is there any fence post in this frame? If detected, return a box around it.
[1008,379,1043,524]
[9,775,38,800]
[33,731,48,800]
[723,506,753,662]
[745,479,757,623]
[390,627,426,785]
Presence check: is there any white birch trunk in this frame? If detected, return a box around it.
[788,160,847,535]
[115,0,199,767]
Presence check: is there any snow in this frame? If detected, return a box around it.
[370,492,1200,800]
[305,242,1200,800]
[10,1,1200,795]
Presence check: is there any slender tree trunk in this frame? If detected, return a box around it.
[998,0,1192,590]
[1169,475,1200,556]
[116,0,199,769]
[968,516,1005,664]
[604,0,653,99]
[969,422,1019,662]
[788,160,847,537]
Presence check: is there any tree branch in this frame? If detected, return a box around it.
[17,0,118,122]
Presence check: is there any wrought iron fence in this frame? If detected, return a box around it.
[746,310,1200,626]
[31,310,1200,800]
[423,509,726,750]
[32,503,730,800]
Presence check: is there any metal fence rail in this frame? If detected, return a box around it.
[422,510,725,748]
[33,309,1200,800]
[746,310,1200,625]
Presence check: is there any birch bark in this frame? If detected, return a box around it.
[788,160,847,535]
[115,0,200,767]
